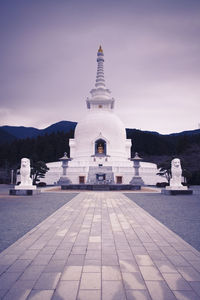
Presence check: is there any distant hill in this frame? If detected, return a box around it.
[1,121,200,145]
[0,121,77,144]
[0,128,16,144]
[169,129,200,136]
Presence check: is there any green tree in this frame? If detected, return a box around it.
[157,159,172,184]
[31,161,49,185]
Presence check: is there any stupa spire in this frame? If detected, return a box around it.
[86,46,115,110]
[95,45,105,88]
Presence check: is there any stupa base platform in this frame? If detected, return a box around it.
[61,184,142,191]
[9,189,41,196]
[161,189,193,195]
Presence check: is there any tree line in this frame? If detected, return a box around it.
[0,128,200,184]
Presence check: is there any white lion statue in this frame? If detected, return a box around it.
[19,158,33,186]
[170,158,183,187]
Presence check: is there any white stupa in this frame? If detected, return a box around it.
[45,46,159,185]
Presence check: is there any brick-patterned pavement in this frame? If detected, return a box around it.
[0,192,200,300]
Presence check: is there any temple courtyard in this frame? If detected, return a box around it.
[0,186,200,300]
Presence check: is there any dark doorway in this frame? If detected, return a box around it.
[116,176,122,184]
[96,174,106,182]
[79,176,85,184]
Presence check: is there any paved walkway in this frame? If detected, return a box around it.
[0,192,200,300]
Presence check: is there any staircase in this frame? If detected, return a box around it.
[87,166,114,184]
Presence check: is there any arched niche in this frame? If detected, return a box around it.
[95,139,107,156]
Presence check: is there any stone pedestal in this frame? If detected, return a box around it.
[130,176,144,188]
[58,177,72,185]
[15,185,36,190]
[10,188,40,196]
[10,184,40,196]
[161,188,193,195]
[162,186,193,195]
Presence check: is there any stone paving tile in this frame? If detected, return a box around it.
[80,273,101,289]
[102,266,121,280]
[119,259,140,272]
[85,250,101,260]
[1,192,200,299]
[154,260,178,273]
[52,281,79,299]
[3,286,31,300]
[31,254,52,266]
[147,250,167,261]
[0,264,9,276]
[0,289,8,299]
[162,273,192,290]
[11,279,37,290]
[61,266,82,280]
[122,272,146,290]
[0,272,21,290]
[43,259,66,272]
[102,253,119,265]
[126,289,152,300]
[143,243,160,251]
[135,254,154,266]
[0,254,19,265]
[179,250,200,261]
[77,289,101,300]
[145,280,177,300]
[51,249,70,260]
[7,259,32,273]
[33,272,61,290]
[177,266,200,281]
[102,246,115,253]
[66,254,85,266]
[71,246,87,254]
[83,264,101,272]
[84,259,101,266]
[131,246,148,255]
[189,281,200,296]
[139,266,163,281]
[102,280,126,300]
[20,266,45,281]
[27,290,54,300]
[173,290,200,300]
[20,250,40,260]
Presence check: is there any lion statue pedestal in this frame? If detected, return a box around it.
[15,158,36,190]
[10,158,40,196]
[162,158,192,195]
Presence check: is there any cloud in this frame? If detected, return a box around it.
[0,0,200,133]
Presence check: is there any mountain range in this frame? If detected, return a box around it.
[0,121,77,144]
[1,120,200,145]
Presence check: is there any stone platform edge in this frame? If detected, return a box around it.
[61,184,141,191]
[9,189,41,196]
[161,189,193,195]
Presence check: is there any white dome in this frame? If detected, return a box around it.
[74,110,128,158]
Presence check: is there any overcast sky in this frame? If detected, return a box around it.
[0,0,200,134]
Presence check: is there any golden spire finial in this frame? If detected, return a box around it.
[98,45,103,53]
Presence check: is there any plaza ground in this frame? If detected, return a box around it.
[0,186,200,299]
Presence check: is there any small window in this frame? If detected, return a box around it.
[116,176,122,184]
[79,176,85,184]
